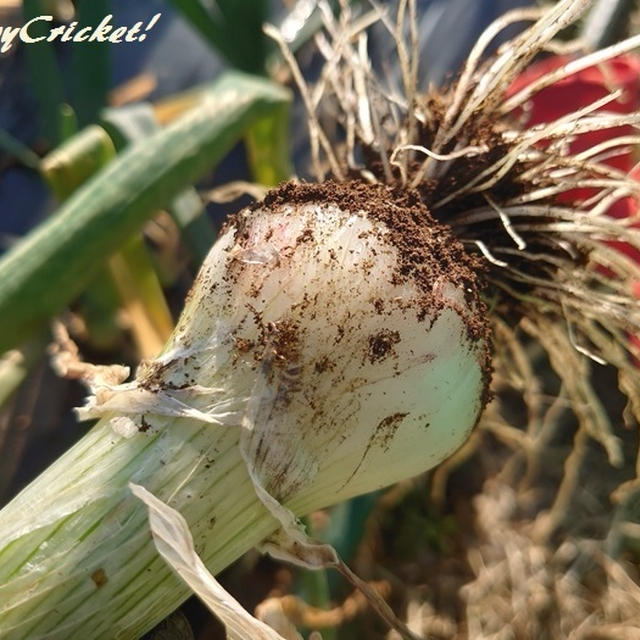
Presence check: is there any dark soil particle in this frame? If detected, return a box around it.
[296,228,314,244]
[265,319,301,366]
[91,568,108,588]
[376,413,409,450]
[314,356,335,374]
[368,329,401,363]
[235,338,254,353]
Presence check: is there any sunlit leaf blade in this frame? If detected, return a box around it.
[41,125,116,198]
[69,0,110,126]
[22,0,66,145]
[0,72,290,353]
[100,102,217,264]
[41,124,173,357]
[168,0,270,74]
[245,104,293,186]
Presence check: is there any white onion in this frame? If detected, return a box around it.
[136,180,491,504]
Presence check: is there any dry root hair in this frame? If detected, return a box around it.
[264,0,640,636]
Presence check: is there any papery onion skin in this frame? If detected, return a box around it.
[140,180,492,504]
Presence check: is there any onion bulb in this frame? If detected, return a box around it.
[129,180,491,505]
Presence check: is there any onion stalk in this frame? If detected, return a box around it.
[2,0,640,637]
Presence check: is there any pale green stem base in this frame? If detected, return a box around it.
[0,417,279,639]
